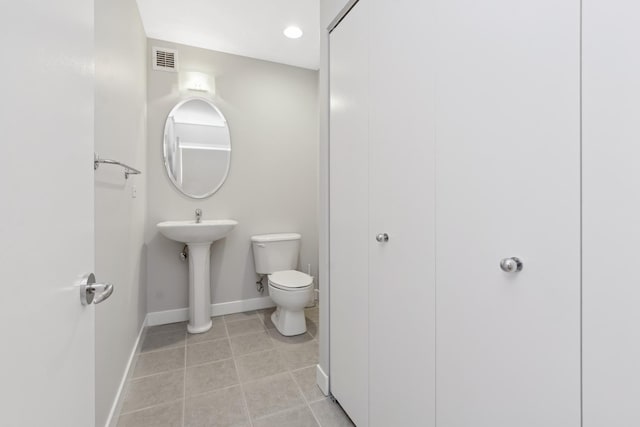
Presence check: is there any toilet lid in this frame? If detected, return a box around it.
[268,270,313,289]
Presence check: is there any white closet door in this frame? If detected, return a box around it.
[368,0,436,425]
[583,0,640,424]
[329,2,370,425]
[435,1,581,426]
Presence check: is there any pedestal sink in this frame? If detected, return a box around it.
[157,219,238,333]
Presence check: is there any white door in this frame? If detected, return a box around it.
[329,2,370,425]
[0,1,95,426]
[367,0,436,425]
[435,0,581,426]
[582,0,640,425]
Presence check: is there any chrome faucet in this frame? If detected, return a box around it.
[195,208,202,223]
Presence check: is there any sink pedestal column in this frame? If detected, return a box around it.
[187,243,213,333]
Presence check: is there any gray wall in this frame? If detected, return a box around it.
[146,39,319,314]
[94,0,148,425]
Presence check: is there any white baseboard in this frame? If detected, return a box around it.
[105,315,147,427]
[316,364,330,396]
[146,307,188,326]
[146,296,276,327]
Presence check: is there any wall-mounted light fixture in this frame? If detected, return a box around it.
[180,71,215,95]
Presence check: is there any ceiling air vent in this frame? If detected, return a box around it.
[152,47,178,72]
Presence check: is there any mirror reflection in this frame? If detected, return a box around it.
[163,98,231,198]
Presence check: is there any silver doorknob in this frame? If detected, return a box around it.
[376,233,389,242]
[500,257,523,273]
[80,273,114,305]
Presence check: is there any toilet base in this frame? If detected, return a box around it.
[272,308,307,336]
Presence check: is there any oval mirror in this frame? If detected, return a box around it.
[163,98,231,198]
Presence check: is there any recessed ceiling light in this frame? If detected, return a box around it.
[283,26,303,39]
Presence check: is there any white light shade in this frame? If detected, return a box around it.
[179,71,215,94]
[283,26,303,39]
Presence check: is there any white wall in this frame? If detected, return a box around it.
[146,39,319,315]
[94,0,148,425]
[318,0,353,390]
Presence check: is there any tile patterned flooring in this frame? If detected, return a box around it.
[117,307,354,427]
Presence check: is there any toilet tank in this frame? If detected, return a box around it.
[251,233,301,275]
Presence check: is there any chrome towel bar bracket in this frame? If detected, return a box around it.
[94,153,142,179]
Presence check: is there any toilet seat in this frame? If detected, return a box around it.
[268,270,313,291]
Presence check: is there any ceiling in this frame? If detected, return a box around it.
[136,0,320,70]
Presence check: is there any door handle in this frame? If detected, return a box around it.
[500,257,523,273]
[375,233,389,243]
[80,273,114,305]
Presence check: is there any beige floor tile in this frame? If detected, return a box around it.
[133,347,185,378]
[122,305,325,426]
[184,385,250,427]
[268,329,314,346]
[121,370,184,413]
[305,307,319,323]
[187,323,228,344]
[253,405,319,427]
[230,331,274,356]
[277,341,319,371]
[291,366,325,402]
[186,338,232,367]
[140,330,186,353]
[307,318,319,338]
[310,399,354,427]
[211,316,225,325]
[226,318,266,337]
[223,311,258,323]
[235,349,287,382]
[243,373,305,419]
[146,322,188,336]
[256,308,277,329]
[185,358,239,396]
[117,400,183,427]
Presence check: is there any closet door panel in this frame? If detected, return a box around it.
[435,1,581,426]
[329,2,369,425]
[583,0,640,424]
[368,0,436,425]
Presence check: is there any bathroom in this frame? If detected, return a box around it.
[3,0,640,426]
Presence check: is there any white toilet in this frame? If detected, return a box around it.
[251,233,314,336]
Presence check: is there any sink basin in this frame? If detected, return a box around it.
[157,219,238,244]
[156,219,238,334]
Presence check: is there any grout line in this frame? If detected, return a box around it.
[290,370,324,427]
[130,366,186,381]
[227,322,255,427]
[182,331,186,427]
[139,345,185,355]
[186,355,235,370]
[223,313,260,325]
[129,312,321,425]
[252,402,311,423]
[186,334,229,348]
[227,330,269,340]
[183,382,244,400]
[133,351,237,379]
[119,398,186,417]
